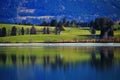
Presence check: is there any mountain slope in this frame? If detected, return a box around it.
[0,0,120,24]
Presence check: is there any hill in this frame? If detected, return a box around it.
[0,0,120,24]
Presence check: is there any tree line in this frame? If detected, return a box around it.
[0,25,64,37]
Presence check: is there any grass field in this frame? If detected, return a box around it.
[0,23,120,43]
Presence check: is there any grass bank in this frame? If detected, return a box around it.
[0,24,120,43]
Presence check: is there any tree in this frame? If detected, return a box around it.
[63,18,67,27]
[108,29,114,37]
[50,19,57,26]
[94,17,114,39]
[43,27,47,34]
[71,20,77,27]
[21,27,24,35]
[1,27,6,37]
[66,21,71,27]
[30,25,36,34]
[55,27,60,35]
[0,29,2,37]
[11,26,17,36]
[57,21,65,31]
[94,18,101,30]
[91,27,96,35]
[41,20,48,26]
[89,21,94,28]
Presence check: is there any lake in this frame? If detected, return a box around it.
[0,45,120,80]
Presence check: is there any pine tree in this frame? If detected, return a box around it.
[21,27,24,35]
[1,27,6,37]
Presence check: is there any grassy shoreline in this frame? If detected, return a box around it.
[0,23,120,43]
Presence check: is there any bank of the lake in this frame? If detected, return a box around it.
[0,43,120,47]
[0,23,120,43]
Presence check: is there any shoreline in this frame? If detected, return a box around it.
[0,39,120,43]
[0,43,120,47]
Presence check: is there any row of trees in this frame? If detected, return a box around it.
[0,26,35,37]
[40,18,78,27]
[0,25,63,37]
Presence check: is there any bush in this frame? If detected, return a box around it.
[11,26,17,36]
[21,27,24,35]
[1,27,6,37]
[30,26,36,34]
[43,27,47,34]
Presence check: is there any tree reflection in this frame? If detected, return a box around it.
[30,56,36,65]
[11,54,16,64]
[0,47,115,71]
[91,47,114,70]
[21,55,24,64]
[0,54,6,64]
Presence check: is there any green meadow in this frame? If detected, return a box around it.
[0,23,120,43]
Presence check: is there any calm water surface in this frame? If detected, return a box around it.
[0,46,120,80]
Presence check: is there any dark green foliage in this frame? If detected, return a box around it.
[66,21,71,27]
[41,20,49,26]
[55,27,61,35]
[43,27,50,34]
[89,21,94,27]
[63,18,67,27]
[57,21,65,31]
[93,18,101,30]
[0,27,6,37]
[50,19,57,26]
[100,17,114,38]
[0,29,2,37]
[30,26,36,34]
[71,20,77,27]
[108,29,114,37]
[91,28,96,35]
[11,26,17,36]
[43,27,47,34]
[21,27,24,35]
[91,17,114,39]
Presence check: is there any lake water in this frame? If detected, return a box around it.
[0,46,120,80]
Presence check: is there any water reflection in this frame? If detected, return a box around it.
[30,56,36,65]
[91,47,114,70]
[11,54,16,64]
[0,47,120,80]
[21,55,24,64]
[0,47,118,69]
[0,54,6,64]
